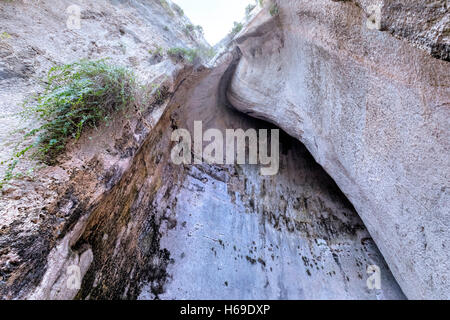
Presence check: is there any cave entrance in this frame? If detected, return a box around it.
[74,55,405,300]
[135,56,406,300]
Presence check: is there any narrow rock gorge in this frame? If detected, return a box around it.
[228,0,449,300]
[0,0,448,300]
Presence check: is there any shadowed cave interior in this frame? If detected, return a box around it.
[65,58,405,300]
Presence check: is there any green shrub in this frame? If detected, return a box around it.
[230,22,243,37]
[172,3,184,16]
[195,25,204,35]
[270,3,279,16]
[149,45,164,57]
[9,59,135,166]
[198,46,216,60]
[183,24,196,37]
[167,47,199,64]
[159,0,174,17]
[245,4,256,17]
[0,31,11,40]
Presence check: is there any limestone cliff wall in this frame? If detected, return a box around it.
[228,0,449,299]
[2,0,447,300]
[2,51,405,299]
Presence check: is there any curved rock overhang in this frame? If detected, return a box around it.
[8,51,404,300]
[226,0,449,300]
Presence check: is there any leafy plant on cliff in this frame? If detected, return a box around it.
[229,22,243,37]
[171,3,184,16]
[149,45,165,59]
[158,0,175,17]
[245,4,257,17]
[0,31,11,40]
[270,3,279,16]
[195,25,204,35]
[0,59,135,189]
[167,47,199,64]
[183,24,195,37]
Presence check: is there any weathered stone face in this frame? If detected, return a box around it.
[0,49,405,300]
[61,54,404,300]
[1,0,446,300]
[227,0,449,299]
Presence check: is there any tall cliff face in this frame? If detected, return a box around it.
[228,0,449,299]
[0,0,208,299]
[0,0,445,300]
[0,50,405,300]
[0,0,209,173]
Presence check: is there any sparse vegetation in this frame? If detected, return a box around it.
[167,46,215,63]
[195,25,204,35]
[184,24,205,37]
[149,45,164,57]
[149,45,165,63]
[198,46,216,60]
[167,47,199,64]
[184,24,195,36]
[119,42,127,54]
[270,3,279,16]
[229,22,244,37]
[0,31,11,40]
[0,59,136,188]
[172,3,184,16]
[158,0,174,17]
[24,59,135,163]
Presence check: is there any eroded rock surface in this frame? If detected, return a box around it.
[141,55,404,299]
[2,0,445,300]
[228,0,449,299]
[0,0,207,299]
[0,0,208,175]
[0,44,405,300]
[23,53,406,300]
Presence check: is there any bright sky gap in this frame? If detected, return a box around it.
[172,0,254,45]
